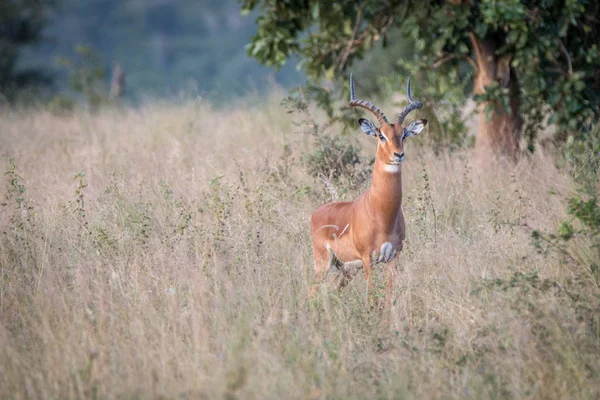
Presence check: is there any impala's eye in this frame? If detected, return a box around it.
[379,133,386,142]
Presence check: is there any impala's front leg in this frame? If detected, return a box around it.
[384,261,398,310]
[361,255,375,305]
[382,243,400,308]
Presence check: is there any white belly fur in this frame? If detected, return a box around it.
[324,240,397,278]
[376,242,397,263]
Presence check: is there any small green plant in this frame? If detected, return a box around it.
[565,124,600,194]
[529,147,599,284]
[5,158,26,210]
[488,192,502,234]
[69,170,89,236]
[3,158,35,230]
[414,163,438,242]
[201,175,234,257]
[2,158,40,291]
[127,203,152,246]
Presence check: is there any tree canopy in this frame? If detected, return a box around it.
[244,0,600,155]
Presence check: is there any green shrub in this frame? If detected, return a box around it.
[305,135,361,181]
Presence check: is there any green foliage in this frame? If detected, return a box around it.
[244,0,600,148]
[404,0,600,141]
[243,1,397,78]
[473,81,511,119]
[565,124,600,193]
[531,140,599,282]
[568,197,600,234]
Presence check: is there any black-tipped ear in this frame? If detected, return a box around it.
[358,118,378,136]
[402,119,427,140]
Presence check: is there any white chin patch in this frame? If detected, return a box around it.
[384,164,401,173]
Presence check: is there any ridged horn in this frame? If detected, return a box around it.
[349,73,388,125]
[396,77,423,125]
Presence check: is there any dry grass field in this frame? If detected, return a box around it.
[1,95,598,399]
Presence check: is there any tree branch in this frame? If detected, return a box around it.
[431,53,477,70]
[464,55,478,71]
[468,31,496,75]
[431,54,459,68]
[468,32,483,71]
[559,41,573,76]
[336,2,365,72]
[321,2,402,75]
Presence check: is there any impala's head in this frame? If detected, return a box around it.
[349,74,427,170]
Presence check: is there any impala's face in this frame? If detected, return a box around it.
[358,118,427,169]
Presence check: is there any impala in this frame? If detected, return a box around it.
[310,74,426,298]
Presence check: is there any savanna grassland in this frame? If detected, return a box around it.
[1,95,599,399]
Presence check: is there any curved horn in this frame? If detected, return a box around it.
[349,73,388,125]
[396,77,424,125]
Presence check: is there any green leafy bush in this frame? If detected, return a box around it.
[305,135,361,181]
[532,126,599,283]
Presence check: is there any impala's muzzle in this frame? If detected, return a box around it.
[391,152,405,164]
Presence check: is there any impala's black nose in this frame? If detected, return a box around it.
[393,152,405,162]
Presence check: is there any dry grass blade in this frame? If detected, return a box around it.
[0,97,597,399]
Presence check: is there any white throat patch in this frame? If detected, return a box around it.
[384,164,401,173]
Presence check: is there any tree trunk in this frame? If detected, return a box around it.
[470,33,522,160]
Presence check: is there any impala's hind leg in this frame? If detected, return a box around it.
[362,254,375,307]
[310,244,335,296]
[336,260,363,290]
[384,260,398,310]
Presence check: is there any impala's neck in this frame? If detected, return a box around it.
[366,155,403,216]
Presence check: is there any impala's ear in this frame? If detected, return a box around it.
[358,118,378,137]
[402,119,427,140]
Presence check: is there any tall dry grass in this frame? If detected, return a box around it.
[0,96,598,399]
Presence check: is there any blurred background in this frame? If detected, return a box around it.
[2,0,599,156]
[4,0,303,104]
